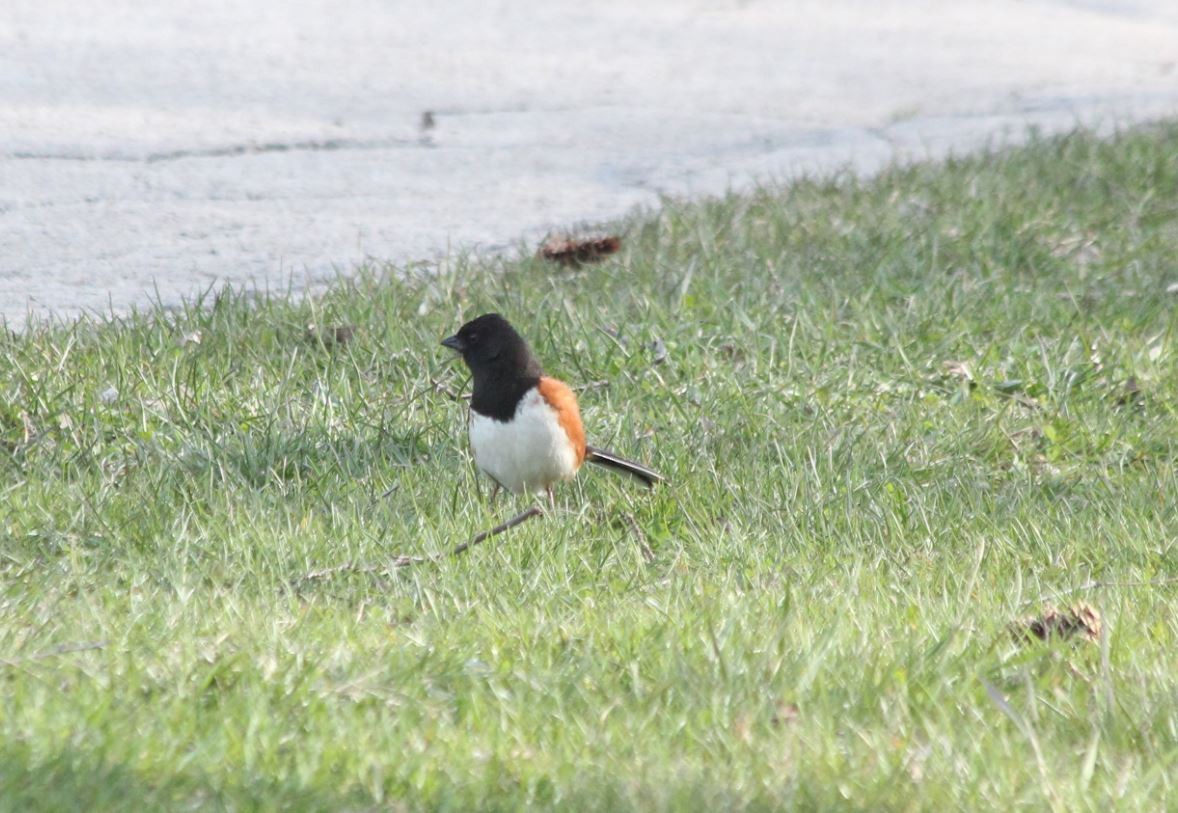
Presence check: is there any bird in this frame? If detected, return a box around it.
[441,313,664,506]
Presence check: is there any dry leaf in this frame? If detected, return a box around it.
[20,411,36,443]
[650,338,668,365]
[1012,602,1102,644]
[942,360,973,382]
[305,324,358,348]
[1115,376,1143,407]
[538,235,622,267]
[718,343,746,362]
[771,701,800,726]
[1050,233,1100,267]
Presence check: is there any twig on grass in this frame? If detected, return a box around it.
[299,506,545,583]
[623,512,655,563]
[0,640,107,669]
[447,506,544,557]
[1021,577,1178,608]
[431,376,470,402]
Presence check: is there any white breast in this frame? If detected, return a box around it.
[469,389,580,494]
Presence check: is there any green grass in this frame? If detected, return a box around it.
[3,123,1178,811]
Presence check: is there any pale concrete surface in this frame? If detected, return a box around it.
[2,0,1177,325]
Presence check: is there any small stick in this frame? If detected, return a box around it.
[299,506,544,583]
[448,505,544,558]
[624,512,655,563]
[1021,577,1178,608]
[432,377,470,402]
[0,640,107,668]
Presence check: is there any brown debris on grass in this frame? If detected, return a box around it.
[1049,232,1101,267]
[0,640,107,669]
[771,700,800,726]
[299,506,545,584]
[1012,602,1103,644]
[1115,375,1143,408]
[941,359,974,383]
[304,324,358,348]
[623,512,655,563]
[538,235,622,267]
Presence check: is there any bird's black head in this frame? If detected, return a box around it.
[441,314,543,418]
[441,313,530,369]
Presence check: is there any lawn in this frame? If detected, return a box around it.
[2,124,1176,811]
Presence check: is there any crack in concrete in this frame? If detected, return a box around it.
[8,135,424,164]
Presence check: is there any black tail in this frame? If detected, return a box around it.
[585,446,665,488]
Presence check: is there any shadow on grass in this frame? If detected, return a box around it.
[174,421,433,491]
[0,421,439,563]
[1,745,900,812]
[0,746,377,812]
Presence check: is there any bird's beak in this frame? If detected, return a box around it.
[440,334,465,353]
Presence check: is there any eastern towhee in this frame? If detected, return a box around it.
[441,313,664,503]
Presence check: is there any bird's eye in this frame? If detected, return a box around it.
[467,332,478,343]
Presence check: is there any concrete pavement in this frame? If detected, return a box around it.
[3,0,1177,324]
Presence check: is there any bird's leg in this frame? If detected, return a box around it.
[489,483,501,503]
[546,486,555,512]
